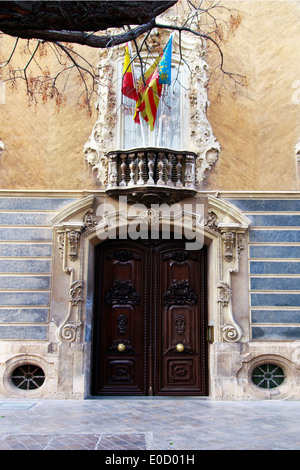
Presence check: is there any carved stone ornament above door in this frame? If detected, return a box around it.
[51,194,250,345]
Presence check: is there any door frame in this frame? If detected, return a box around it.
[51,194,250,399]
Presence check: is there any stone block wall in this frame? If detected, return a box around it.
[0,196,75,341]
[227,197,300,341]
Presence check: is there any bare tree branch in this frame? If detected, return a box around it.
[0,1,246,112]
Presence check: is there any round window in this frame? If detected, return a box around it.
[11,364,45,390]
[252,363,285,389]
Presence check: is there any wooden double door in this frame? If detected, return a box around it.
[92,239,208,396]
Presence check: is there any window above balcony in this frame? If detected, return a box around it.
[84,32,220,193]
[118,65,188,151]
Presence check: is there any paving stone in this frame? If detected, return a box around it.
[96,433,147,450]
[0,399,300,450]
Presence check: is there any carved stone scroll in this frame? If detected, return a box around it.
[57,276,83,343]
[207,196,251,342]
[51,197,97,343]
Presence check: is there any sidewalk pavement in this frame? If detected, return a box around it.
[0,398,299,450]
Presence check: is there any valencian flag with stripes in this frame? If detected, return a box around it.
[122,43,139,102]
[133,35,173,130]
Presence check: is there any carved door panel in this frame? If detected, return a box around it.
[92,240,208,396]
[92,243,148,395]
[156,245,207,395]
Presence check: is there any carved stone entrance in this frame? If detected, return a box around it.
[91,239,208,396]
[51,194,250,399]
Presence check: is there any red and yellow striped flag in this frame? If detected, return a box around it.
[133,56,163,131]
[122,44,138,102]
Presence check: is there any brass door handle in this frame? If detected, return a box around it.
[176,343,185,353]
[117,343,126,352]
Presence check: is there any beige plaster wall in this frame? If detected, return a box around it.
[206,0,300,191]
[0,0,300,191]
[0,37,99,190]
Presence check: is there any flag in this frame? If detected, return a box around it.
[122,43,138,102]
[133,35,173,131]
[158,35,173,85]
[133,56,163,131]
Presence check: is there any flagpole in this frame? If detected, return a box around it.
[133,34,172,142]
[128,42,145,147]
[140,113,146,147]
[157,34,172,147]
[128,42,136,90]
[157,84,165,147]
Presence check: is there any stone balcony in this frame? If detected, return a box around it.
[105,147,198,206]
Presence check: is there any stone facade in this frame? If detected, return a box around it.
[0,0,300,400]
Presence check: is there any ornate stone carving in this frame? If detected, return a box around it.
[69,279,84,306]
[83,47,118,185]
[67,230,81,262]
[203,211,220,235]
[57,278,83,343]
[57,232,65,259]
[221,323,242,343]
[237,233,246,259]
[217,281,243,342]
[187,40,220,184]
[222,231,235,262]
[163,280,198,307]
[83,209,98,229]
[83,32,219,187]
[105,280,140,306]
[52,195,251,346]
[52,198,97,344]
[204,197,251,343]
[217,281,232,307]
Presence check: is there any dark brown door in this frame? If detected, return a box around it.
[92,239,208,396]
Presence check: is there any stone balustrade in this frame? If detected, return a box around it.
[106,148,197,191]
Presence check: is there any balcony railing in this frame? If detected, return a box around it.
[105,148,197,204]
